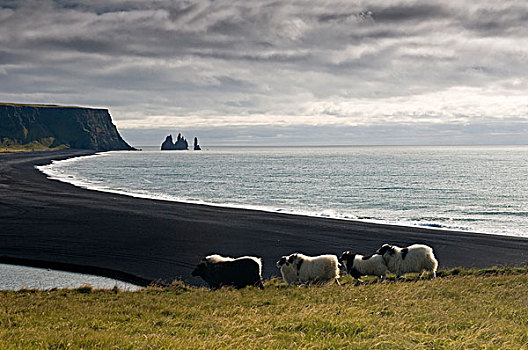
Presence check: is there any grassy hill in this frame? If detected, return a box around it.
[1,268,527,349]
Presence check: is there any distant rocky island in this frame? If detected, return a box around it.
[0,103,134,152]
[161,133,201,150]
[193,137,201,150]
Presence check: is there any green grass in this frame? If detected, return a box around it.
[0,102,95,109]
[1,268,528,349]
[0,137,69,153]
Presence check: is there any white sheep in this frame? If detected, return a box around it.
[283,253,340,285]
[339,251,388,282]
[376,244,438,280]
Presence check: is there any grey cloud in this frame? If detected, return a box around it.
[368,3,448,22]
[316,12,358,23]
[0,49,23,64]
[190,50,311,63]
[457,5,528,36]
[1,0,527,145]
[30,38,119,54]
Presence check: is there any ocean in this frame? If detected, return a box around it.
[37,146,528,238]
[0,263,140,291]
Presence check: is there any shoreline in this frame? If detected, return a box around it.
[35,153,485,237]
[38,149,524,238]
[1,149,527,286]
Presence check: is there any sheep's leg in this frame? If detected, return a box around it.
[419,269,435,280]
[335,278,341,286]
[379,274,386,282]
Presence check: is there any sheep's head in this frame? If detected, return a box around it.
[376,244,395,256]
[277,254,301,269]
[191,261,208,277]
[339,251,356,270]
[276,256,290,268]
[287,254,299,265]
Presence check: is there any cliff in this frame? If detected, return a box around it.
[0,103,134,151]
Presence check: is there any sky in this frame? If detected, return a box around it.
[1,0,527,146]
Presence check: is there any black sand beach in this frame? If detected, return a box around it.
[1,150,527,286]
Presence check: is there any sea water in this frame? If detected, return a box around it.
[0,263,140,291]
[37,146,528,237]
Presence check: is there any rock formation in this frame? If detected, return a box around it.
[161,135,175,150]
[161,133,188,150]
[0,103,134,151]
[193,137,201,150]
[161,134,202,150]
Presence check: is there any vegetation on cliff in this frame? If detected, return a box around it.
[0,103,133,152]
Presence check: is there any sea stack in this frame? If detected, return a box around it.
[194,137,201,150]
[161,133,189,150]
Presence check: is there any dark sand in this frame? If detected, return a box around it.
[1,150,527,286]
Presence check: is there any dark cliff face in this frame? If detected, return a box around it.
[0,103,134,151]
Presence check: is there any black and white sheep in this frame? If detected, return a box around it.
[339,251,388,282]
[376,244,438,280]
[277,253,340,285]
[191,254,264,289]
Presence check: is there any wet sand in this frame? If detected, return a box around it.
[1,150,527,286]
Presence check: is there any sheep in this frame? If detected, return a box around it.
[276,255,299,285]
[339,251,388,282]
[376,243,438,281]
[191,254,264,289]
[281,253,340,285]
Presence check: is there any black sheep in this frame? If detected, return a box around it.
[191,255,264,289]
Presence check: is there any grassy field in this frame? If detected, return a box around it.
[0,102,89,109]
[1,268,528,349]
[0,137,68,153]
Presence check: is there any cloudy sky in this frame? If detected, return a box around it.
[1,0,527,146]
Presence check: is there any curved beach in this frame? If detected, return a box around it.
[1,150,527,286]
